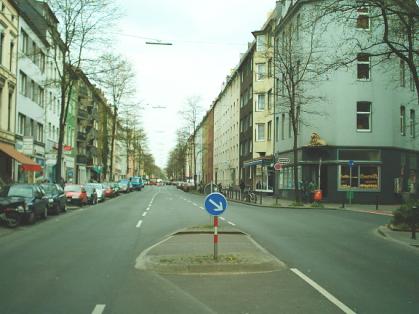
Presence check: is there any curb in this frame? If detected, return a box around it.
[376,225,419,250]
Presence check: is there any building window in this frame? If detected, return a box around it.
[400,60,405,87]
[267,90,272,111]
[288,113,292,138]
[267,121,272,141]
[37,123,43,143]
[0,31,4,65]
[21,29,28,54]
[356,5,370,29]
[281,113,285,140]
[281,73,286,95]
[357,53,370,80]
[256,94,265,111]
[7,91,12,131]
[19,72,27,96]
[256,34,266,52]
[268,58,272,77]
[339,165,379,190]
[30,80,36,101]
[18,113,25,135]
[38,87,44,107]
[410,109,415,138]
[356,101,371,132]
[256,63,266,81]
[275,116,279,141]
[9,41,14,71]
[256,123,265,141]
[400,105,406,136]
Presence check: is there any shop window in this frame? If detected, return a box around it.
[339,165,379,190]
[356,101,371,132]
[410,109,415,138]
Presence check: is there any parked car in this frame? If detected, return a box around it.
[0,184,48,224]
[0,195,26,228]
[64,184,88,206]
[103,183,115,198]
[40,183,67,214]
[111,182,120,196]
[131,176,144,191]
[86,183,105,202]
[84,185,98,205]
[118,179,132,193]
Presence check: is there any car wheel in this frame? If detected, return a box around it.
[41,207,48,220]
[6,212,21,228]
[62,204,67,212]
[54,203,60,215]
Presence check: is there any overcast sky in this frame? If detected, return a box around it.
[114,0,275,169]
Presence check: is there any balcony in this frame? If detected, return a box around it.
[87,157,94,166]
[76,154,88,164]
[86,127,98,139]
[78,108,89,120]
[87,146,98,156]
[77,131,87,142]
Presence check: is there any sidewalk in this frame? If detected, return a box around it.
[219,191,397,216]
[377,225,419,249]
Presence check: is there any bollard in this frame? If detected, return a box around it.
[260,191,262,204]
[375,195,379,210]
[341,193,345,208]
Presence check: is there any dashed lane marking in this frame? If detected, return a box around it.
[91,304,106,314]
[136,220,143,228]
[142,212,148,217]
[227,221,236,226]
[220,217,226,221]
[291,268,356,314]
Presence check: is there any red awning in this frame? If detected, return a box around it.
[0,142,42,172]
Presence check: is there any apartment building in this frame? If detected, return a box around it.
[238,44,255,189]
[202,107,214,184]
[273,0,418,203]
[213,70,240,188]
[249,10,277,192]
[0,0,27,184]
[194,124,203,184]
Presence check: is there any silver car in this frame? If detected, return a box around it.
[85,183,106,202]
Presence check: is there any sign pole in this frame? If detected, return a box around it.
[213,216,218,260]
[349,166,352,205]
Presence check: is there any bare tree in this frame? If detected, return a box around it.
[322,0,419,103]
[92,53,137,180]
[47,0,120,183]
[274,5,328,203]
[179,96,203,189]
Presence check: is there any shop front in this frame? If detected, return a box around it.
[243,156,274,193]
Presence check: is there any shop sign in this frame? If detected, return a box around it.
[23,137,34,156]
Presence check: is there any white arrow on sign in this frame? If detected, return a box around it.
[209,199,224,212]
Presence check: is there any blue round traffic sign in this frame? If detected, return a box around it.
[204,192,228,216]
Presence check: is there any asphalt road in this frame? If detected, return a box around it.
[0,186,418,314]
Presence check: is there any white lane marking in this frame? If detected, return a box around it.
[200,207,205,210]
[92,304,106,314]
[136,220,143,228]
[146,207,151,211]
[192,202,198,206]
[220,217,226,221]
[142,212,147,217]
[227,221,236,226]
[291,268,356,314]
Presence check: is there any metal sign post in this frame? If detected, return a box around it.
[348,160,354,205]
[204,192,228,261]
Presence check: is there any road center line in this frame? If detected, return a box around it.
[146,207,150,211]
[227,221,236,226]
[142,212,147,217]
[136,220,143,228]
[91,304,106,314]
[290,268,356,314]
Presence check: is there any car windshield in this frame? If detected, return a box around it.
[85,186,94,193]
[64,185,81,192]
[3,185,33,198]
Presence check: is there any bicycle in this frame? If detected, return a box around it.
[245,190,257,203]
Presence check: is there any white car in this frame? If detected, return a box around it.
[85,183,106,202]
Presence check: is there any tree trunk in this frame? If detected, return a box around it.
[109,105,117,181]
[293,129,300,204]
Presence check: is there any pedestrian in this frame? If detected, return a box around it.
[308,180,316,203]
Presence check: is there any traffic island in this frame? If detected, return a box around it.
[135,227,286,275]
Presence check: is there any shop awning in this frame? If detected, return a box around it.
[0,142,42,172]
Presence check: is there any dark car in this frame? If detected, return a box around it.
[64,184,88,206]
[40,183,67,214]
[84,185,98,205]
[0,196,26,228]
[0,184,48,224]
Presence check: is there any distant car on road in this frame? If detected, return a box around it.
[118,179,132,193]
[64,184,88,206]
[103,183,116,198]
[130,176,144,191]
[86,183,105,202]
[0,184,48,224]
[40,183,67,214]
[84,185,98,205]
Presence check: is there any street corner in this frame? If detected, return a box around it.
[135,226,287,275]
[377,225,419,249]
